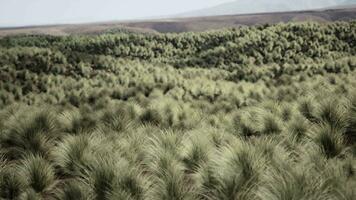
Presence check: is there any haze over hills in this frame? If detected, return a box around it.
[0,2,356,36]
[178,0,356,17]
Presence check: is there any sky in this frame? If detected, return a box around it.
[0,0,233,27]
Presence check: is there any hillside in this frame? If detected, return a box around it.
[125,7,356,32]
[0,7,356,36]
[0,21,356,199]
[179,0,356,17]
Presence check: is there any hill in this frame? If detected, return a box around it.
[124,7,356,32]
[178,0,356,17]
[0,7,355,36]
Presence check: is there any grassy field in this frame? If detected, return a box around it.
[0,21,355,199]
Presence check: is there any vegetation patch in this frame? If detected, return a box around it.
[0,21,355,199]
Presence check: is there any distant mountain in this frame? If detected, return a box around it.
[2,6,355,36]
[178,0,356,17]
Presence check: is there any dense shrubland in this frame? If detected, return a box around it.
[0,21,355,199]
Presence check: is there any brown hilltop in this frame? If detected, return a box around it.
[0,6,355,37]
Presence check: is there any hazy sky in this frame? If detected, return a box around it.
[0,0,233,27]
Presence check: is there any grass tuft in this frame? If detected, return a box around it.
[180,131,213,173]
[316,98,348,131]
[197,139,264,200]
[261,113,283,135]
[19,154,56,193]
[56,180,90,200]
[146,131,193,200]
[0,164,25,199]
[0,109,58,159]
[52,134,91,177]
[287,116,310,141]
[312,124,345,159]
[298,98,317,123]
[84,156,146,200]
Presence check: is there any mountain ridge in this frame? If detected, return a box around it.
[0,6,356,36]
[178,0,356,17]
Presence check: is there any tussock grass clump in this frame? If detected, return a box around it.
[89,163,117,200]
[322,163,356,200]
[342,156,356,179]
[0,163,25,200]
[19,154,56,194]
[196,139,264,200]
[116,130,149,165]
[255,141,352,200]
[257,165,328,200]
[233,111,260,137]
[261,113,283,135]
[100,108,135,133]
[279,104,294,122]
[146,131,193,200]
[287,116,310,141]
[140,108,163,126]
[252,136,290,164]
[59,109,98,135]
[180,130,213,173]
[234,108,283,137]
[56,180,90,200]
[312,124,345,158]
[345,93,356,144]
[298,97,317,123]
[148,156,192,200]
[86,157,146,200]
[52,134,91,177]
[0,108,59,159]
[315,98,348,131]
[20,188,43,200]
